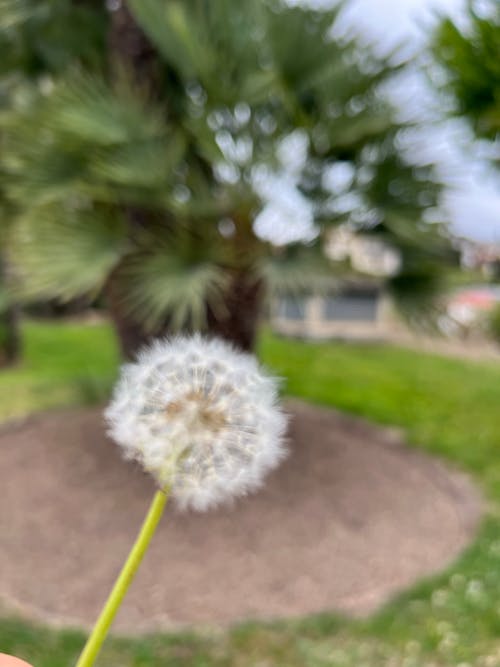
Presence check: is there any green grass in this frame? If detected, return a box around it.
[2,321,500,667]
[260,335,500,497]
[0,321,119,421]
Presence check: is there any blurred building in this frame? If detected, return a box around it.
[456,237,500,279]
[271,227,401,341]
[324,226,402,277]
[271,282,397,341]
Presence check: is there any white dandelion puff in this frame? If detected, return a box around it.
[105,335,288,511]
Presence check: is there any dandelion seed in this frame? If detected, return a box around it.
[106,334,288,510]
[466,579,484,600]
[405,640,421,655]
[450,573,465,590]
[489,540,500,557]
[436,621,452,635]
[431,588,448,607]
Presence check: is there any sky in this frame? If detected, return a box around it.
[255,0,500,245]
[335,0,500,242]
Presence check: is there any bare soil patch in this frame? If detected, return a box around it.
[0,400,481,633]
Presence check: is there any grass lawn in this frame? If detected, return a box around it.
[1,320,500,667]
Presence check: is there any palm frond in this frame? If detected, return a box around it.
[266,4,393,123]
[4,73,184,206]
[127,0,211,79]
[8,204,127,300]
[258,243,340,296]
[266,4,343,88]
[128,0,273,105]
[322,111,395,154]
[46,74,166,145]
[117,247,229,332]
[0,0,106,75]
[388,259,447,330]
[0,0,47,29]
[90,132,185,189]
[433,5,500,140]
[5,141,88,206]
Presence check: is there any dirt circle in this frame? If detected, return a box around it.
[0,656,33,667]
[0,400,481,633]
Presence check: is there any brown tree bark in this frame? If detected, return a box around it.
[106,265,264,358]
[107,2,158,84]
[0,255,20,367]
[104,2,167,359]
[0,304,20,367]
[206,271,264,352]
[103,273,148,360]
[104,265,172,360]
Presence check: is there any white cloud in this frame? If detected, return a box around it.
[267,0,500,243]
[330,0,500,241]
[253,166,317,245]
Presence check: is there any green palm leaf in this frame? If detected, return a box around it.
[90,133,185,189]
[434,5,500,140]
[8,204,127,300]
[0,0,47,29]
[259,243,340,296]
[128,0,273,105]
[127,0,215,79]
[46,74,165,145]
[4,73,184,205]
[117,247,229,332]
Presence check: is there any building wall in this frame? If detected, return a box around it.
[271,291,401,341]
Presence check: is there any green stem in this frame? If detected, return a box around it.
[75,488,169,667]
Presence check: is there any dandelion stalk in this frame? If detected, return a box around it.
[75,488,169,667]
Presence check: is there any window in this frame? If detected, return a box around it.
[279,296,306,320]
[323,289,378,322]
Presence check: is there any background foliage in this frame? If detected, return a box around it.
[1,0,453,355]
[434,0,500,146]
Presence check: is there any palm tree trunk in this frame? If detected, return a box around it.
[206,271,264,352]
[106,267,263,358]
[0,304,20,367]
[103,272,147,360]
[0,254,20,367]
[104,3,167,360]
[104,266,171,360]
[108,2,158,83]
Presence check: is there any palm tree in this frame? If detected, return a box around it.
[3,0,452,357]
[0,227,19,366]
[0,0,107,364]
[433,0,500,144]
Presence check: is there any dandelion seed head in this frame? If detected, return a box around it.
[105,335,288,511]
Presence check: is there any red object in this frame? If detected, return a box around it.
[453,290,496,310]
[0,655,33,667]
